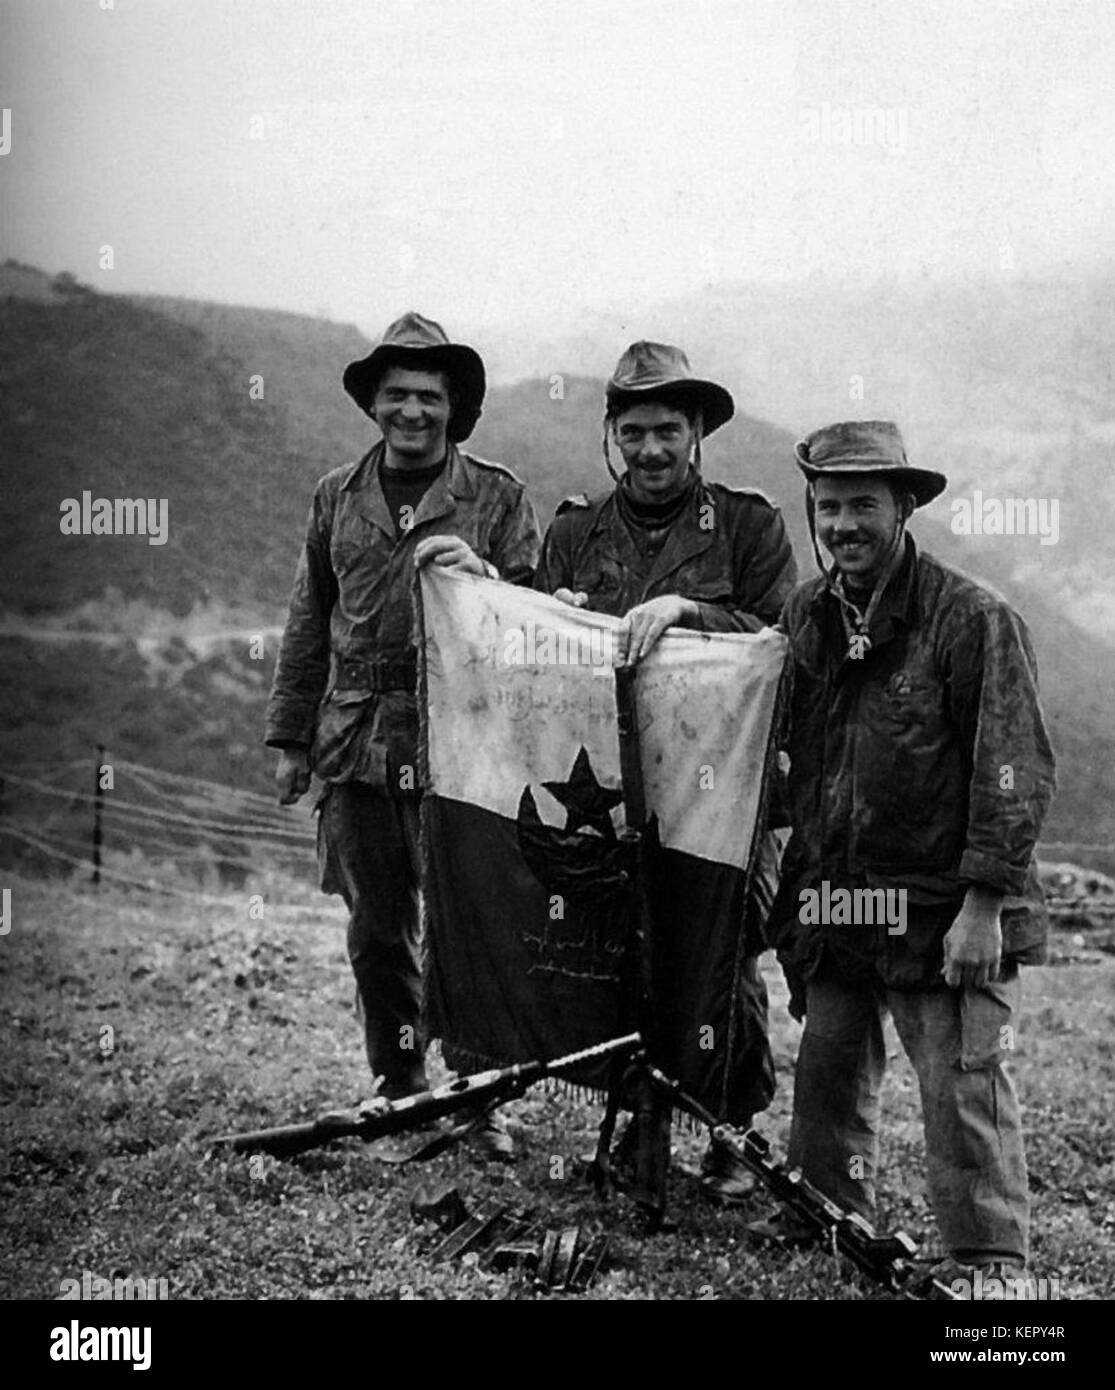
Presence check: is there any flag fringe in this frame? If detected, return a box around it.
[437,1043,611,1109]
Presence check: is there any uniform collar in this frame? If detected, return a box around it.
[342,441,476,537]
[809,532,921,646]
[608,472,715,583]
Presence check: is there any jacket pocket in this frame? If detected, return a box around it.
[580,563,624,601]
[328,687,374,707]
[680,568,735,603]
[875,674,938,737]
[311,696,377,781]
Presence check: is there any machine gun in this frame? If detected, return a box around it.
[209,1033,643,1159]
[645,1062,960,1300]
[601,668,954,1297]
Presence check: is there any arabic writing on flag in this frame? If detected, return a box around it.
[418,567,788,1115]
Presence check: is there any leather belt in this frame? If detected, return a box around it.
[334,654,417,693]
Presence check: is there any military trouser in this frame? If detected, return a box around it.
[787,962,1029,1266]
[317,781,428,1099]
[724,952,774,1125]
[720,829,780,1124]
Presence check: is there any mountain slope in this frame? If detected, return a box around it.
[481,271,1115,644]
[1,268,1111,857]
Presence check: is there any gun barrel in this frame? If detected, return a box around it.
[546,1033,643,1074]
[209,1120,354,1157]
[209,1033,643,1158]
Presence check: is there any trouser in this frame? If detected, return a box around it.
[317,781,427,1098]
[721,952,773,1126]
[725,829,780,1124]
[787,962,1029,1266]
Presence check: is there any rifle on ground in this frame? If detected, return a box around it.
[209,1033,643,1159]
[645,1063,960,1300]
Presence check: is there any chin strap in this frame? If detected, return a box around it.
[806,481,911,657]
[601,420,622,483]
[805,482,828,580]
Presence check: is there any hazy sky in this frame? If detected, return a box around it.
[2,0,1113,342]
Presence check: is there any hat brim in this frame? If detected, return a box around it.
[343,342,486,443]
[607,379,734,438]
[794,447,947,508]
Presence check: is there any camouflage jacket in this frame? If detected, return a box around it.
[265,442,540,787]
[533,474,798,629]
[767,536,1057,987]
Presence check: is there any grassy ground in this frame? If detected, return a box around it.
[1,870,1112,1301]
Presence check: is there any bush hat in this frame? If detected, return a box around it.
[343,311,486,443]
[605,341,734,438]
[794,420,946,507]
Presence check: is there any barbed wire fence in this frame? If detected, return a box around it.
[1,752,1114,918]
[0,754,320,905]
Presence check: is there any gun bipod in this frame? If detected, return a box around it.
[589,1054,673,1231]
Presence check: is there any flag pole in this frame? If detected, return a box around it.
[607,666,671,1225]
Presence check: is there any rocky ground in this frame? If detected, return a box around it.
[2,868,1112,1301]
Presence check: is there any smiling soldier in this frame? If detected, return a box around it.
[534,340,798,1203]
[265,312,540,1158]
[751,421,1056,1291]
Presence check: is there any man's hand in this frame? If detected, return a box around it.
[276,747,311,806]
[617,594,697,665]
[413,535,489,576]
[942,885,1004,989]
[552,587,588,608]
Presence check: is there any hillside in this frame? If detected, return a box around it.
[482,272,1115,643]
[1,265,1112,857]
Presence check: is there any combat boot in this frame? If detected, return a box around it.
[699,1132,759,1206]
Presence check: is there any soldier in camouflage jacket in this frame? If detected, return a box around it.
[266,314,539,1144]
[535,341,798,1204]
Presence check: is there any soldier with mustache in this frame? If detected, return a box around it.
[535,341,798,1203]
[750,421,1056,1292]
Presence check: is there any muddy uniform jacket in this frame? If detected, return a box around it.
[533,475,796,1121]
[767,536,1057,990]
[532,477,798,630]
[535,474,797,959]
[265,442,540,787]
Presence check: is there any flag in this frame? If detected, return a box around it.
[418,567,788,1114]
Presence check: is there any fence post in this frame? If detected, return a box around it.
[92,743,105,886]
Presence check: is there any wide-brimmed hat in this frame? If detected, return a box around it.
[794,420,946,508]
[605,341,734,437]
[343,311,486,443]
